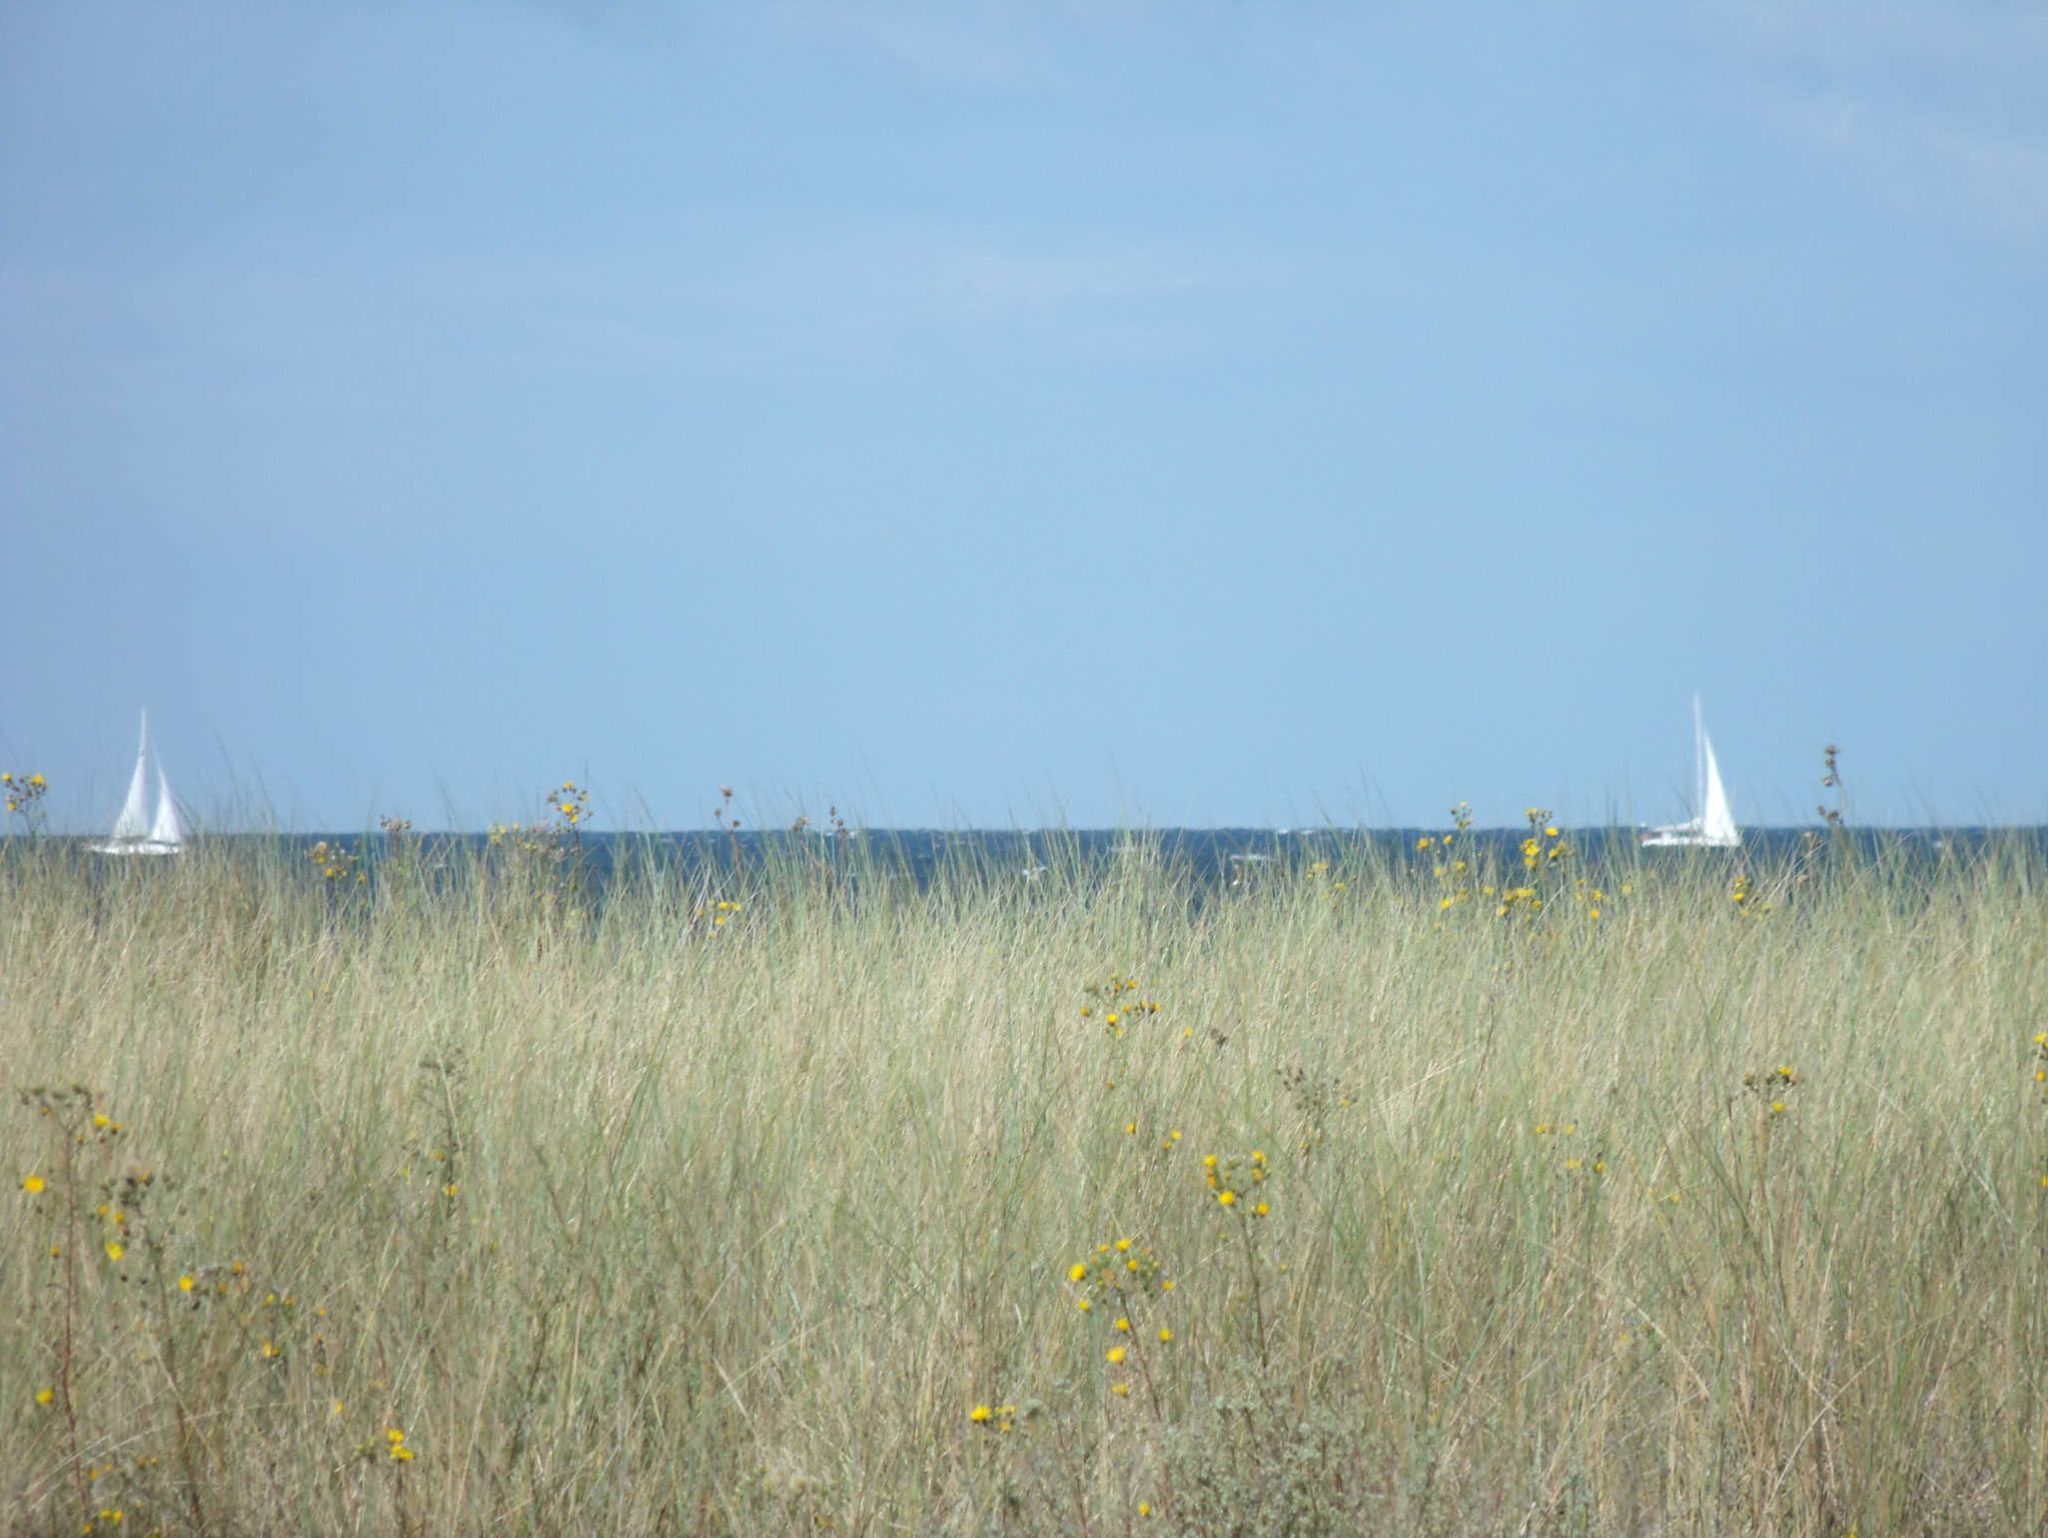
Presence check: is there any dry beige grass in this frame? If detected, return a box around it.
[2,832,2045,1535]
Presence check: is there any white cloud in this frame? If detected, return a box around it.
[760,0,1061,90]
[1696,0,2048,237]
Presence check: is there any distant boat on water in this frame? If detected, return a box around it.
[1641,696,1739,848]
[92,711,185,856]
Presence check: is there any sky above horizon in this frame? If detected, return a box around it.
[3,1,2044,832]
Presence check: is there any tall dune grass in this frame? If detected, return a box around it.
[3,830,2045,1535]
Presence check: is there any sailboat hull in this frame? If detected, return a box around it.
[91,840,181,856]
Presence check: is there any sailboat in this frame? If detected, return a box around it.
[1641,696,1740,848]
[92,712,186,856]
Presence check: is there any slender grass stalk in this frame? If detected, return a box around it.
[1,828,2043,1534]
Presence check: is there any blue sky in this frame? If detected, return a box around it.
[3,1,2043,831]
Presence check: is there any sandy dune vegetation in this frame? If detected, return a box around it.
[4,829,2045,1536]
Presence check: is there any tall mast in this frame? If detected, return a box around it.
[1692,695,1705,818]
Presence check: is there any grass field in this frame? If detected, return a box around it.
[3,826,2045,1536]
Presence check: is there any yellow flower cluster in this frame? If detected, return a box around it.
[1517,810,1570,869]
[1069,1236,1173,1300]
[1495,885,1542,918]
[551,780,589,827]
[1080,972,1159,1037]
[1742,1063,1799,1116]
[1534,1119,1610,1177]
[1422,803,1601,926]
[307,840,364,883]
[1202,1149,1271,1217]
[1066,1238,1177,1404]
[1729,872,1772,912]
[1428,822,1472,910]
[3,769,49,823]
[967,1400,1020,1433]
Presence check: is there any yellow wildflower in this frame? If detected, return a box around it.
[969,1404,993,1423]
[1105,1346,1126,1365]
[20,1174,44,1194]
[1069,1262,1088,1283]
[1217,1190,1237,1207]
[178,1275,195,1293]
[105,1242,124,1262]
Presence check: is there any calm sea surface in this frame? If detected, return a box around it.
[41,826,2040,896]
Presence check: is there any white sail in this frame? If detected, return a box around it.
[1700,734,1739,846]
[94,710,185,856]
[1642,696,1741,848]
[109,715,152,840]
[149,767,185,848]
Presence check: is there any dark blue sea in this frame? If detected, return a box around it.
[55,825,2034,893]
